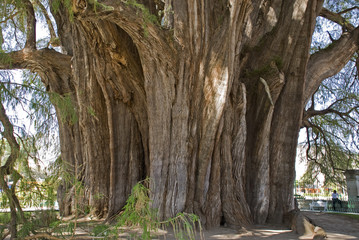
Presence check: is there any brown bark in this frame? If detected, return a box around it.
[304,26,359,104]
[1,0,358,229]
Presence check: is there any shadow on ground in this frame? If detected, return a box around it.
[166,211,359,239]
[4,211,359,239]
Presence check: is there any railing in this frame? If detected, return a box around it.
[297,198,359,213]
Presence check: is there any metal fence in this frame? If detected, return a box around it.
[297,198,359,213]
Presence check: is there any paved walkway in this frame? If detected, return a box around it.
[300,211,359,239]
[175,211,359,239]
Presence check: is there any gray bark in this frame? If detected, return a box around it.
[1,0,358,228]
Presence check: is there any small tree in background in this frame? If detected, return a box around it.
[0,71,61,238]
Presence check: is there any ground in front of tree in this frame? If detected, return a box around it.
[163,211,359,240]
[4,211,359,239]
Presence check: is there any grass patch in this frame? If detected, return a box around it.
[328,212,359,220]
[0,212,11,223]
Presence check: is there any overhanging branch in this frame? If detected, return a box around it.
[33,0,58,46]
[0,48,71,71]
[23,0,36,49]
[304,26,359,104]
[304,122,348,174]
[319,7,355,31]
[338,6,359,15]
[302,104,359,127]
[308,106,358,120]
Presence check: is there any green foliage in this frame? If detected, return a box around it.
[244,56,283,80]
[0,51,11,66]
[115,178,159,239]
[302,54,359,188]
[114,178,202,240]
[330,212,359,220]
[0,211,58,238]
[0,71,63,238]
[87,106,97,118]
[51,0,62,14]
[89,0,114,12]
[301,0,359,188]
[0,71,60,152]
[49,92,78,125]
[312,0,358,53]
[125,0,159,36]
[0,0,39,50]
[88,179,203,240]
[52,0,74,20]
[92,225,111,237]
[0,212,11,224]
[51,0,113,22]
[0,177,200,239]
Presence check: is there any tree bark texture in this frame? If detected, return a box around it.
[2,0,359,228]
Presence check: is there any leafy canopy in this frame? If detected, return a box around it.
[300,0,359,188]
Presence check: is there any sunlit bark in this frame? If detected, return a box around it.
[1,0,358,227]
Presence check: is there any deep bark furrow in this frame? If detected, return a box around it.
[4,0,358,229]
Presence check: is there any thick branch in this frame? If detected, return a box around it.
[0,51,28,69]
[0,48,71,72]
[319,7,355,31]
[304,26,359,104]
[33,0,58,45]
[24,0,36,49]
[338,6,359,15]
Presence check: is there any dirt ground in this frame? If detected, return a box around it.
[185,211,359,240]
[4,211,359,239]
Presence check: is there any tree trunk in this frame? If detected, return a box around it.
[3,0,358,229]
[47,0,325,226]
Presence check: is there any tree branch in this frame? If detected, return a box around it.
[304,122,340,173]
[338,6,359,16]
[304,26,359,104]
[0,101,20,173]
[303,104,359,127]
[0,100,35,232]
[319,7,355,31]
[23,0,36,49]
[0,8,20,24]
[32,0,58,46]
[0,48,71,72]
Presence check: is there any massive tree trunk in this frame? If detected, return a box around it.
[2,0,358,228]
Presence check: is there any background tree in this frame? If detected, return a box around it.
[301,1,359,189]
[0,69,59,238]
[0,0,358,229]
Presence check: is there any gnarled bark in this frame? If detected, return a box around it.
[1,0,358,228]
